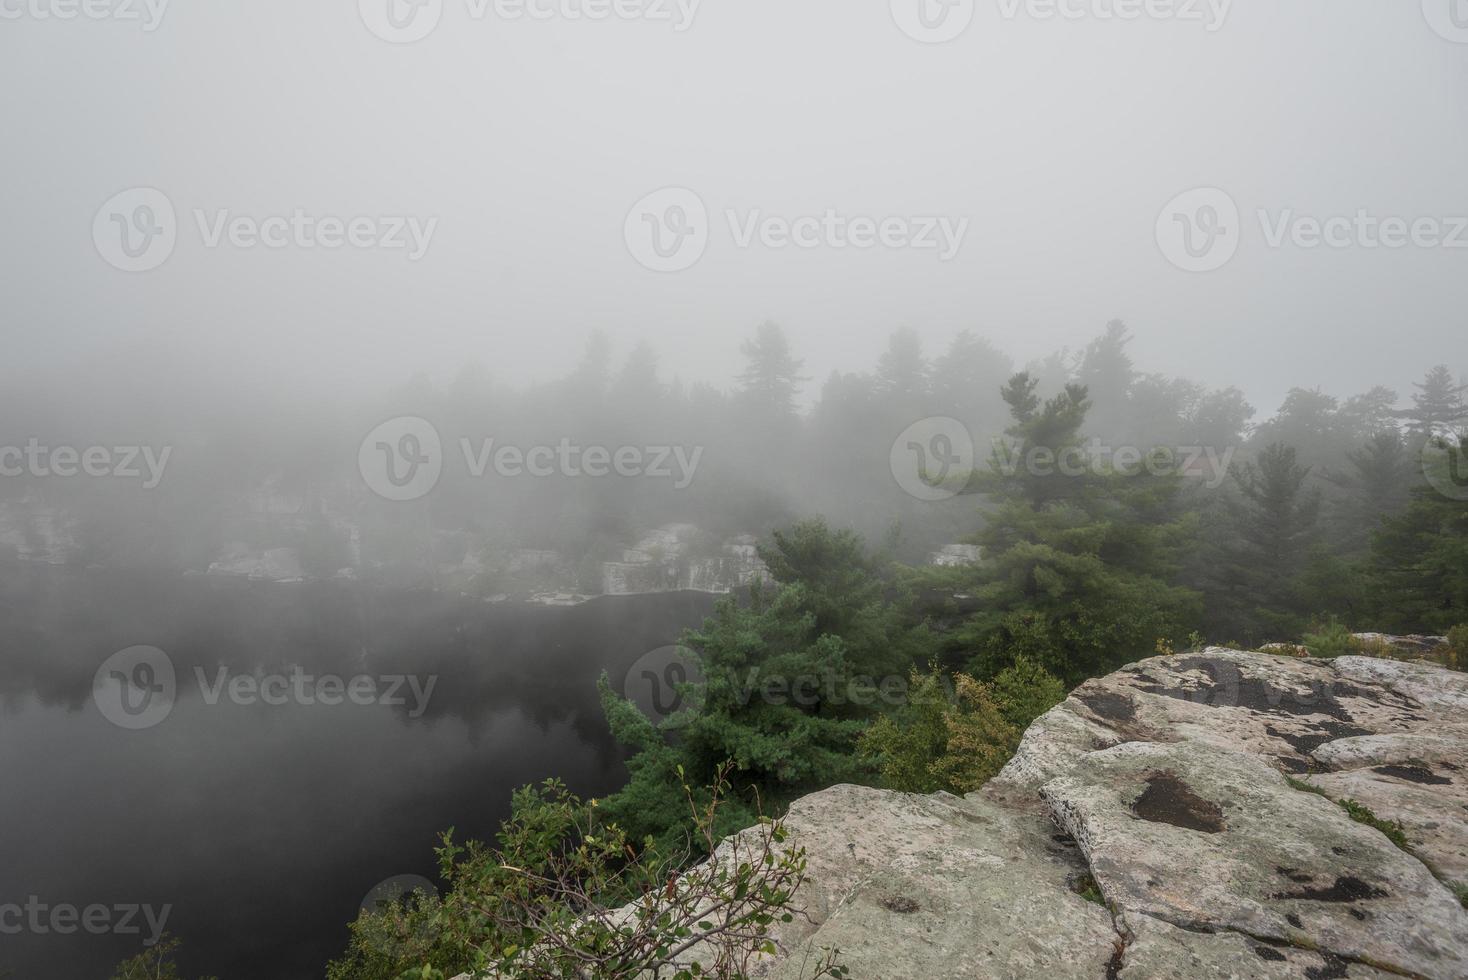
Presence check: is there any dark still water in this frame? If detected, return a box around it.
[0,563,716,980]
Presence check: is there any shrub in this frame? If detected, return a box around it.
[111,936,216,980]
[328,766,845,980]
[859,659,1065,795]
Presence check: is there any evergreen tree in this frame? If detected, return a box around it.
[1395,365,1467,441]
[875,327,929,398]
[1335,428,1413,551]
[1074,320,1137,441]
[597,521,932,845]
[937,374,1200,682]
[1205,443,1322,640]
[737,321,807,419]
[1367,434,1468,633]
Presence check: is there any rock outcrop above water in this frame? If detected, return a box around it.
[634,646,1468,979]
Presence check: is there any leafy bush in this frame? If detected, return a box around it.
[328,767,845,980]
[1301,618,1355,658]
[858,658,1065,795]
[111,936,216,980]
[1446,624,1468,671]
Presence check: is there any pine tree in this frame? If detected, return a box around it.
[875,327,929,397]
[737,321,807,419]
[1367,443,1468,633]
[1401,365,1467,436]
[1207,442,1322,641]
[937,373,1201,683]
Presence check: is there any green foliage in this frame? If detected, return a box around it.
[1338,799,1411,852]
[1285,778,1412,853]
[1447,625,1468,672]
[932,375,1201,683]
[1301,618,1356,659]
[1071,874,1106,906]
[858,658,1065,795]
[1201,442,1322,642]
[111,936,216,980]
[1367,464,1468,634]
[598,520,937,846]
[329,769,846,980]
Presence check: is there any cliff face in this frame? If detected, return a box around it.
[705,646,1468,979]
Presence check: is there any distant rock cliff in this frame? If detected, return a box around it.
[591,642,1468,979]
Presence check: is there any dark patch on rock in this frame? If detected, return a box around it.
[1373,764,1451,785]
[1264,721,1372,755]
[1275,755,1311,774]
[1286,913,1303,928]
[1079,690,1137,723]
[1131,656,1352,719]
[1132,771,1226,833]
[1272,875,1387,903]
[1276,866,1315,883]
[1349,907,1370,921]
[880,896,920,914]
[1304,953,1351,980]
[1252,945,1287,962]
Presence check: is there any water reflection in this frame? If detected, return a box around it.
[0,563,715,979]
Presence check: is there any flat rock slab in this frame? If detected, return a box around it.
[757,784,1119,979]
[1041,740,1468,978]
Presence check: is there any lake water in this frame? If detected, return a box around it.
[0,563,716,979]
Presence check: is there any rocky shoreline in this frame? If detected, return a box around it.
[571,642,1468,979]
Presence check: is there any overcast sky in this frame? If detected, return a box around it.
[2,0,1465,416]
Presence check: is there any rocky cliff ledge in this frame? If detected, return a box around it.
[710,647,1468,979]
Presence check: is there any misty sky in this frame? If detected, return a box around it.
[2,0,1465,417]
